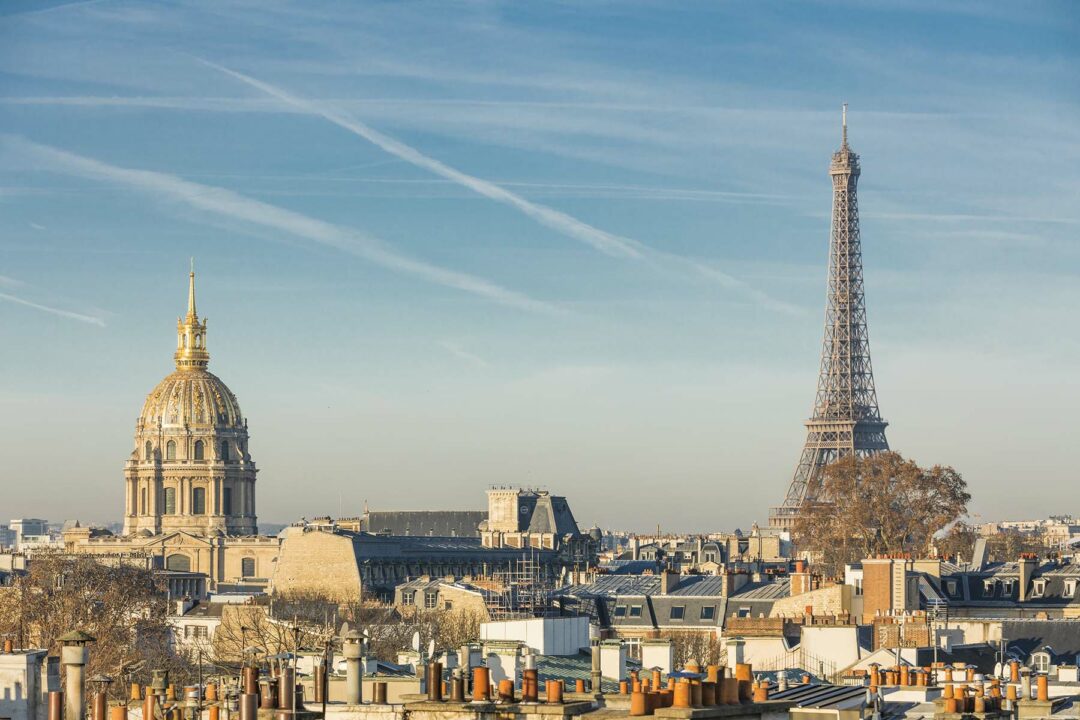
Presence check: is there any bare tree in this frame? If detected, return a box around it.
[659,631,724,668]
[934,522,978,563]
[0,553,193,697]
[793,452,970,577]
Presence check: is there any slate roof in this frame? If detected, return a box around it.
[772,682,867,709]
[353,533,559,560]
[599,560,661,575]
[554,574,789,630]
[937,560,1080,609]
[730,580,791,600]
[179,602,229,618]
[364,511,485,538]
[525,494,581,536]
[1002,619,1080,664]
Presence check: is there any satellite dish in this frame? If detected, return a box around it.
[362,628,370,639]
[411,631,421,652]
[427,639,436,659]
[340,622,351,637]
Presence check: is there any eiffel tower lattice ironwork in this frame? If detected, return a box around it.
[769,106,889,531]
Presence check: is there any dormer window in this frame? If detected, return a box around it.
[1032,651,1051,673]
[945,579,958,596]
[983,579,997,596]
[1032,580,1046,598]
[1003,579,1014,595]
[1065,580,1077,598]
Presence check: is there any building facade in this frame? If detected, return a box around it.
[123,269,257,537]
[68,269,276,593]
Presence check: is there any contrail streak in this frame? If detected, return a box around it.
[3,136,560,316]
[201,60,801,314]
[0,291,106,326]
[202,60,644,260]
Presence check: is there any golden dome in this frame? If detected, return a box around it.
[136,266,245,432]
[139,368,244,430]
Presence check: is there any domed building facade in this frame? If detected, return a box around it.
[122,270,257,537]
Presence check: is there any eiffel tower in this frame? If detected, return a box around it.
[769,106,889,531]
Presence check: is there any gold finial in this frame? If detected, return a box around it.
[187,258,197,320]
[841,103,848,148]
[175,263,209,370]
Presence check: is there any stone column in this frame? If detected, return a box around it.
[590,639,602,692]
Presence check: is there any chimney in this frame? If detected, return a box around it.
[630,536,641,561]
[660,569,678,595]
[58,631,94,720]
[1018,554,1036,602]
[790,560,812,596]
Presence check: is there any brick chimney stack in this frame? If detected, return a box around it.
[790,560,812,596]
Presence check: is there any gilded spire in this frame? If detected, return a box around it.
[187,257,197,320]
[175,263,209,371]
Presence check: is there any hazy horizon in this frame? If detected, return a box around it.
[1,1,1078,532]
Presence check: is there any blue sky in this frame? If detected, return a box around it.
[1,1,1077,531]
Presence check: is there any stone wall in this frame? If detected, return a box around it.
[272,529,362,603]
[769,583,850,617]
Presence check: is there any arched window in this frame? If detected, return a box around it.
[223,487,233,516]
[166,554,191,572]
[140,488,147,515]
[220,441,230,461]
[192,487,206,515]
[195,334,202,348]
[166,440,176,460]
[241,557,256,578]
[164,487,177,515]
[193,440,204,460]
[144,441,153,460]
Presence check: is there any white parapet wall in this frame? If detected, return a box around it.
[640,639,674,675]
[480,616,591,656]
[599,640,626,681]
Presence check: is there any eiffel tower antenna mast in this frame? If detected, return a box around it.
[769,105,889,531]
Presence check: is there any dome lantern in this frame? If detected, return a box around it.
[175,260,210,371]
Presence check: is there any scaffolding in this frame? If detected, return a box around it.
[482,553,555,621]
